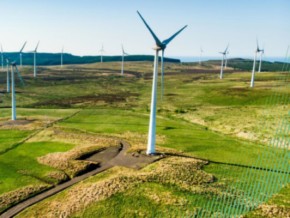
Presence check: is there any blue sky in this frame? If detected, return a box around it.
[1,0,289,57]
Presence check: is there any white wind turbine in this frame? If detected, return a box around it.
[99,44,105,63]
[258,43,264,73]
[224,48,229,69]
[19,41,27,67]
[33,41,40,77]
[199,47,203,65]
[251,40,262,88]
[9,61,24,120]
[137,11,187,155]
[1,44,3,70]
[282,45,290,71]
[6,59,10,93]
[121,44,128,76]
[61,47,64,68]
[219,44,229,79]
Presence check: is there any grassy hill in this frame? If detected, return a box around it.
[0,62,289,217]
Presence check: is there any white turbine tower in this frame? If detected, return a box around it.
[61,47,64,68]
[1,44,3,70]
[219,44,229,79]
[251,40,262,88]
[258,44,264,73]
[10,62,23,120]
[19,41,27,67]
[99,44,105,63]
[224,48,229,69]
[137,11,187,155]
[121,44,128,76]
[282,45,290,71]
[33,41,40,78]
[6,59,10,93]
[199,47,203,65]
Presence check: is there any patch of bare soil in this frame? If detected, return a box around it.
[0,119,35,127]
[31,92,139,108]
[180,69,235,74]
[0,118,56,131]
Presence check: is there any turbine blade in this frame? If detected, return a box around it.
[14,65,25,86]
[20,41,27,53]
[262,43,265,52]
[224,43,229,53]
[35,41,40,52]
[162,25,187,45]
[256,38,260,51]
[137,11,162,47]
[99,44,105,53]
[122,44,125,54]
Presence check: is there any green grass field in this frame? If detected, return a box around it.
[0,61,289,217]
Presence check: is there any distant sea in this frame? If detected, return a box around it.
[171,56,289,63]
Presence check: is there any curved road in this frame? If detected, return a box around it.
[0,141,130,218]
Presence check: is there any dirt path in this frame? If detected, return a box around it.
[0,141,161,218]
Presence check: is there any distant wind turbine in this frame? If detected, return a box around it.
[6,59,10,93]
[199,47,203,65]
[99,44,105,63]
[137,10,187,155]
[282,45,290,71]
[219,44,229,79]
[19,41,27,67]
[258,44,264,73]
[1,44,3,70]
[224,48,229,69]
[121,44,128,76]
[61,47,64,68]
[251,40,262,88]
[33,41,40,77]
[10,62,24,120]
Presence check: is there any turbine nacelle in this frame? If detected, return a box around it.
[153,45,163,51]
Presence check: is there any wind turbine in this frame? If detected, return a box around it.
[199,47,203,65]
[251,40,262,88]
[1,44,3,70]
[224,48,229,69]
[10,62,23,120]
[121,44,128,76]
[219,44,229,79]
[99,44,105,63]
[19,41,27,67]
[61,47,64,68]
[33,41,40,77]
[258,44,264,73]
[282,45,290,71]
[137,10,187,155]
[6,59,10,93]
